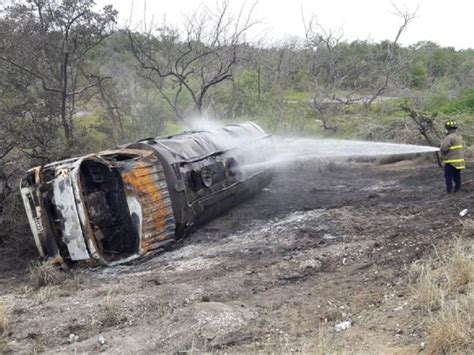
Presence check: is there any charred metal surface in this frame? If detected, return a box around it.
[120,156,175,252]
[20,122,274,266]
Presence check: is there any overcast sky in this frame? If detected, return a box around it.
[96,0,473,49]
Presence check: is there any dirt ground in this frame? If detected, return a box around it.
[0,156,472,354]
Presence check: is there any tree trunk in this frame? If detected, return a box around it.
[257,63,261,102]
[61,53,72,142]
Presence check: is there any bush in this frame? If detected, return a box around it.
[438,87,474,114]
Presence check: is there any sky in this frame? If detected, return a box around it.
[96,0,474,49]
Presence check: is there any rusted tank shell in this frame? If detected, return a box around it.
[20,122,274,266]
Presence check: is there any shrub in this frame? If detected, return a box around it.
[438,87,474,114]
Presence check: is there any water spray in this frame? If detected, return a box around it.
[240,136,439,173]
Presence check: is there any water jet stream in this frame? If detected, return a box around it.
[241,136,439,172]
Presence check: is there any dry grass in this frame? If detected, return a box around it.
[307,328,339,354]
[0,340,10,354]
[27,264,85,304]
[35,285,60,302]
[220,326,342,354]
[67,270,84,290]
[446,241,474,289]
[409,260,446,314]
[100,293,126,327]
[29,338,46,355]
[410,238,474,354]
[462,218,474,238]
[0,304,7,335]
[29,262,67,289]
[426,288,473,355]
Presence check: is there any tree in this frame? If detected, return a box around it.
[303,21,370,129]
[364,5,417,106]
[303,5,416,130]
[0,0,117,142]
[400,104,443,166]
[128,0,257,120]
[409,61,428,88]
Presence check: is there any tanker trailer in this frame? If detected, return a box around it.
[20,122,274,266]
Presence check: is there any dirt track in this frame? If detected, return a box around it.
[0,157,471,353]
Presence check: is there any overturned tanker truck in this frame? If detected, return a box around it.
[20,122,274,267]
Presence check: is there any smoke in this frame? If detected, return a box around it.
[184,115,223,132]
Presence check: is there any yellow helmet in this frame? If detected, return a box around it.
[445,120,458,129]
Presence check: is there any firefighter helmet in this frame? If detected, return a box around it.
[445,120,458,129]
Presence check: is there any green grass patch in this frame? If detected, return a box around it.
[284,90,310,103]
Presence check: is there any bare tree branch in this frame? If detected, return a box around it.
[365,4,417,106]
[0,56,63,94]
[128,0,257,119]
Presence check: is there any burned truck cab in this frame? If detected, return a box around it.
[20,122,274,266]
[20,149,175,266]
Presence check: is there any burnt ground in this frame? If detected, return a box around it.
[0,157,472,353]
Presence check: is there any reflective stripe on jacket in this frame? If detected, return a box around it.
[440,131,465,169]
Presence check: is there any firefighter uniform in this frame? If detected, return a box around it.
[440,120,465,193]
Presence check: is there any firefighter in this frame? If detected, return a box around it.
[440,120,465,193]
